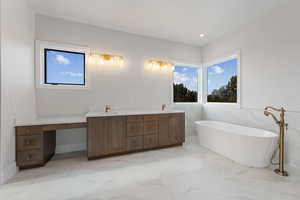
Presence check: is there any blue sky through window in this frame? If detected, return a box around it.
[207,58,237,94]
[45,49,85,85]
[173,66,198,92]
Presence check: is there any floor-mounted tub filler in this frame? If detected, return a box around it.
[264,106,289,176]
[195,120,278,168]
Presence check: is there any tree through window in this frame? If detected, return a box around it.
[207,58,237,103]
[173,66,198,103]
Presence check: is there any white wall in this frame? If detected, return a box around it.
[0,0,2,183]
[35,15,202,152]
[201,1,300,167]
[0,0,37,183]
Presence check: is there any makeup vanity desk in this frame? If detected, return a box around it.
[15,116,87,169]
[15,111,185,169]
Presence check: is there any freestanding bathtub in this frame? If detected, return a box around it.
[195,120,278,168]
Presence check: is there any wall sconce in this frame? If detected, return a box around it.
[145,60,174,71]
[88,53,125,66]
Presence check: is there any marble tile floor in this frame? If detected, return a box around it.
[1,138,300,200]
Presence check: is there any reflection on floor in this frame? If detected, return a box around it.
[1,137,300,200]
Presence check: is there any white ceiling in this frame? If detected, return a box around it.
[27,0,288,47]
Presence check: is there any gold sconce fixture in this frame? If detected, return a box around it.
[88,53,125,66]
[145,60,174,71]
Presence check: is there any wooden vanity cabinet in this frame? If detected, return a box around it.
[87,113,185,160]
[87,116,127,158]
[16,122,86,169]
[108,117,127,154]
[15,113,185,168]
[157,113,185,146]
[169,113,185,144]
[87,117,110,157]
[158,114,171,146]
[15,127,56,169]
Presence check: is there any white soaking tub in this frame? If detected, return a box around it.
[195,120,278,168]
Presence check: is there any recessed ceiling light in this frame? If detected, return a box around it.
[200,33,205,38]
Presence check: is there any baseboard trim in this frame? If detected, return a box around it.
[0,161,18,184]
[56,143,86,154]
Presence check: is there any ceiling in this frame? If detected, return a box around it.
[27,0,288,47]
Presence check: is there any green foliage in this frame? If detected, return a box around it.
[207,75,237,103]
[173,83,198,102]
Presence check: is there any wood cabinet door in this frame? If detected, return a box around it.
[87,117,109,158]
[158,114,171,146]
[144,134,158,149]
[108,117,126,154]
[169,114,185,144]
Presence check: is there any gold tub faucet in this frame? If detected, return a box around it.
[264,106,288,176]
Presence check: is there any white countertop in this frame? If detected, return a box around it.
[15,110,185,126]
[86,110,184,118]
[16,116,86,126]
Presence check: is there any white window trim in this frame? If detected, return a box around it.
[35,40,90,90]
[170,61,202,105]
[202,52,241,108]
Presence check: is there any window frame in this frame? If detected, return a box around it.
[202,52,241,107]
[171,62,202,104]
[44,48,86,86]
[36,40,90,90]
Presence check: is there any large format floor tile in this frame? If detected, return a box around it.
[1,138,299,200]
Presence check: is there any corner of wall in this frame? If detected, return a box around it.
[0,0,37,184]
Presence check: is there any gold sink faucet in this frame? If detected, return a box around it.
[264,106,288,176]
[105,105,111,113]
[162,104,167,111]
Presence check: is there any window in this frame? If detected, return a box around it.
[36,41,89,89]
[206,55,239,104]
[173,66,198,103]
[44,49,85,85]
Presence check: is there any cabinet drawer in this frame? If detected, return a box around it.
[17,135,41,151]
[144,134,158,149]
[127,116,144,121]
[17,150,42,167]
[144,115,160,120]
[16,126,43,136]
[143,120,158,135]
[42,124,57,131]
[126,136,143,151]
[127,121,143,136]
[55,123,87,130]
